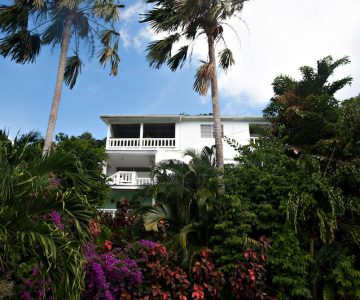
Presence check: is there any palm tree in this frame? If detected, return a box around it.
[0,0,123,155]
[263,56,352,152]
[142,0,248,170]
[142,146,219,257]
[0,130,96,298]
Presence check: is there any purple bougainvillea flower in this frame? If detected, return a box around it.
[82,242,97,260]
[20,291,32,300]
[91,262,109,290]
[48,210,64,230]
[31,267,39,276]
[138,239,157,249]
[105,290,116,300]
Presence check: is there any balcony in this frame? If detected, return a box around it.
[98,208,117,218]
[108,171,153,188]
[106,138,176,150]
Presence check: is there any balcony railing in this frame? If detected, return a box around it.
[108,171,153,186]
[107,138,176,150]
[98,208,117,218]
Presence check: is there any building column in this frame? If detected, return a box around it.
[140,123,144,148]
[106,125,111,149]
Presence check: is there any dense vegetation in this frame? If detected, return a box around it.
[0,55,359,299]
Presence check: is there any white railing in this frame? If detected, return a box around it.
[136,178,153,185]
[249,137,259,144]
[108,171,153,186]
[107,138,176,150]
[142,138,176,147]
[109,171,134,185]
[98,208,117,218]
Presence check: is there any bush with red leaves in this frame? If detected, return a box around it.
[230,236,273,300]
[190,248,225,299]
[132,241,190,300]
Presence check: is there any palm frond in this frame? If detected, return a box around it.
[74,11,89,39]
[193,62,214,96]
[32,0,46,10]
[146,33,181,69]
[0,4,30,34]
[41,17,65,46]
[143,204,172,232]
[0,30,41,63]
[167,45,189,71]
[179,223,197,253]
[64,52,83,89]
[57,0,79,10]
[98,29,120,76]
[218,48,235,71]
[92,1,121,21]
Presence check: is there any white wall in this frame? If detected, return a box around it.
[177,120,250,162]
[106,119,253,174]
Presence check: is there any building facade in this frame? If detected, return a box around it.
[100,114,266,209]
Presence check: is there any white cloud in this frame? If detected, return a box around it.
[119,28,131,49]
[133,28,152,52]
[217,0,360,111]
[121,2,148,22]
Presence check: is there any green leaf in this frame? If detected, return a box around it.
[218,48,235,71]
[0,30,41,63]
[64,53,83,89]
[143,204,172,232]
[167,45,188,71]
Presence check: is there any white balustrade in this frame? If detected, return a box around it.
[107,138,141,149]
[141,138,176,148]
[136,178,153,185]
[108,171,153,187]
[98,208,117,218]
[107,138,176,150]
[109,171,135,185]
[249,137,259,144]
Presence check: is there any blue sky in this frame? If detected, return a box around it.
[1,0,360,139]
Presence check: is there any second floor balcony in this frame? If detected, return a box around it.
[107,137,176,150]
[106,122,176,151]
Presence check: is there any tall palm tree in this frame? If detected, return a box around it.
[142,0,248,170]
[0,0,123,155]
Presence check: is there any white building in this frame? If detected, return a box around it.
[100,114,267,208]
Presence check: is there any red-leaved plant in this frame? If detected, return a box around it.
[191,248,225,299]
[230,236,272,300]
[134,241,190,300]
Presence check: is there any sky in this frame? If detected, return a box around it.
[0,0,359,139]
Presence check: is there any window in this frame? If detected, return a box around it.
[112,124,140,138]
[201,125,212,138]
[143,123,175,138]
[201,124,224,138]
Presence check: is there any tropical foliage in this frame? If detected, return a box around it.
[140,147,220,257]
[0,131,96,298]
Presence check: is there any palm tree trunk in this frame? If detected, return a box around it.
[207,34,224,170]
[42,16,73,155]
[310,236,317,300]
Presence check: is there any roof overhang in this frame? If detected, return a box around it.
[100,115,267,125]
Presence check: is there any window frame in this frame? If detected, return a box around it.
[200,124,224,138]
